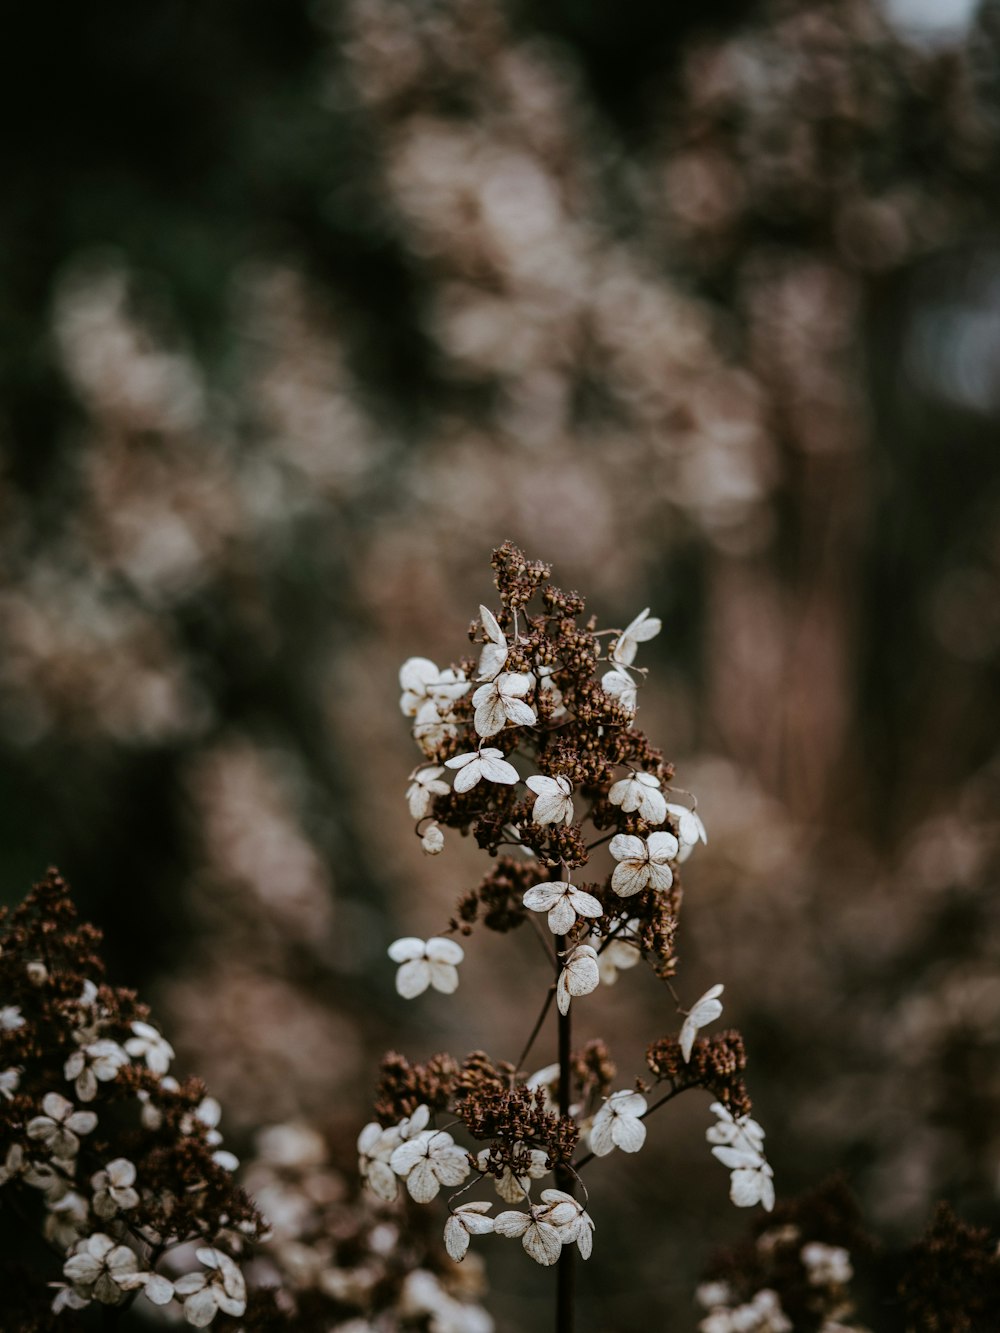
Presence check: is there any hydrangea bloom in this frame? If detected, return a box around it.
[537,1188,595,1259]
[62,1233,150,1306]
[666,800,708,862]
[707,1102,774,1211]
[173,1247,247,1326]
[477,605,509,681]
[444,1201,495,1260]
[445,747,519,792]
[124,1021,174,1075]
[358,1105,430,1203]
[471,672,536,737]
[493,1206,563,1266]
[522,880,602,936]
[556,944,600,1015]
[26,1092,97,1158]
[406,765,450,819]
[390,1128,470,1202]
[608,770,668,824]
[601,668,637,714]
[590,1090,647,1157]
[609,831,679,896]
[64,1039,129,1102]
[680,984,725,1061]
[91,1158,140,1218]
[524,774,574,826]
[388,937,464,998]
[611,608,662,666]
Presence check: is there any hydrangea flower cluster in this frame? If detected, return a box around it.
[0,869,261,1328]
[366,545,772,1309]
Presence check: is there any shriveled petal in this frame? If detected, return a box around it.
[478,642,508,680]
[611,861,649,897]
[388,937,426,963]
[547,897,576,935]
[608,1091,647,1116]
[405,1158,443,1203]
[444,751,478,770]
[497,672,531,698]
[473,695,507,738]
[609,833,645,862]
[647,831,680,861]
[144,1274,175,1306]
[366,1160,399,1201]
[66,1110,98,1135]
[494,1210,531,1239]
[400,658,440,692]
[589,1115,617,1158]
[452,760,483,793]
[390,1135,432,1176]
[480,606,505,645]
[182,1286,219,1327]
[479,753,520,785]
[568,889,603,919]
[523,883,564,911]
[503,698,538,728]
[42,1092,73,1120]
[444,1215,472,1261]
[521,1220,563,1266]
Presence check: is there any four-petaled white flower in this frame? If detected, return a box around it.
[494,1205,563,1266]
[64,1039,129,1102]
[537,1188,595,1259]
[124,1021,174,1075]
[680,984,725,1061]
[388,937,464,998]
[477,605,509,681]
[590,1089,648,1157]
[611,608,662,666]
[601,669,637,714]
[399,658,469,716]
[390,1128,470,1202]
[421,822,445,855]
[609,831,678,896]
[523,881,603,937]
[445,747,520,792]
[0,1005,25,1031]
[700,1289,791,1333]
[666,801,708,862]
[444,1200,495,1260]
[525,774,574,826]
[27,1092,98,1158]
[593,920,642,985]
[472,672,536,738]
[62,1233,150,1306]
[475,1144,549,1202]
[406,766,450,819]
[707,1101,774,1212]
[173,1248,247,1326]
[608,770,668,825]
[557,944,600,1015]
[91,1158,140,1219]
[801,1241,853,1286]
[358,1105,430,1202]
[0,1067,20,1100]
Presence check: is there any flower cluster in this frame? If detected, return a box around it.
[0,869,261,1327]
[370,546,770,1273]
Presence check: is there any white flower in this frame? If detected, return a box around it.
[0,1067,20,1100]
[475,1143,549,1202]
[557,944,600,1015]
[494,1206,563,1266]
[537,1188,595,1259]
[91,1158,140,1218]
[608,771,668,824]
[609,831,678,896]
[590,1089,647,1156]
[0,1142,23,1185]
[26,1092,98,1158]
[64,1039,129,1102]
[63,1233,149,1306]
[421,822,445,855]
[525,774,574,826]
[399,659,469,716]
[444,1201,495,1260]
[801,1242,853,1286]
[707,1102,774,1212]
[0,1005,24,1031]
[477,605,509,681]
[44,1189,90,1249]
[445,747,519,792]
[666,801,708,862]
[523,881,603,936]
[413,699,459,754]
[611,608,662,666]
[388,937,464,998]
[390,1128,470,1202]
[407,766,450,819]
[593,920,642,984]
[601,669,637,714]
[124,1021,174,1075]
[358,1105,430,1202]
[173,1248,247,1326]
[472,672,536,737]
[680,984,725,1061]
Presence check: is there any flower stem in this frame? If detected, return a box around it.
[555,931,574,1333]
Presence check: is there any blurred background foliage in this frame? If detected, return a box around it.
[1,0,1000,1327]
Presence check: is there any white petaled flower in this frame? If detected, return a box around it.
[707,1102,774,1212]
[0,1141,23,1185]
[608,771,668,824]
[124,1021,174,1075]
[475,1144,549,1202]
[63,1233,149,1306]
[44,1189,91,1249]
[525,774,574,826]
[388,937,464,998]
[0,1067,20,1100]
[64,1039,129,1102]
[0,1005,25,1031]
[477,605,509,681]
[557,944,600,1015]
[611,608,662,666]
[494,1206,563,1267]
[601,669,637,715]
[91,1158,140,1219]
[389,1128,470,1203]
[26,1091,98,1158]
[609,831,679,896]
[701,1289,791,1333]
[801,1241,853,1286]
[537,1188,595,1260]
[472,672,536,738]
[412,699,458,754]
[445,747,520,792]
[680,984,725,1061]
[421,822,445,855]
[666,801,708,862]
[407,766,450,819]
[173,1248,247,1326]
[358,1105,430,1202]
[444,1201,495,1261]
[590,1089,647,1156]
[593,920,642,985]
[399,659,469,716]
[523,880,603,936]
